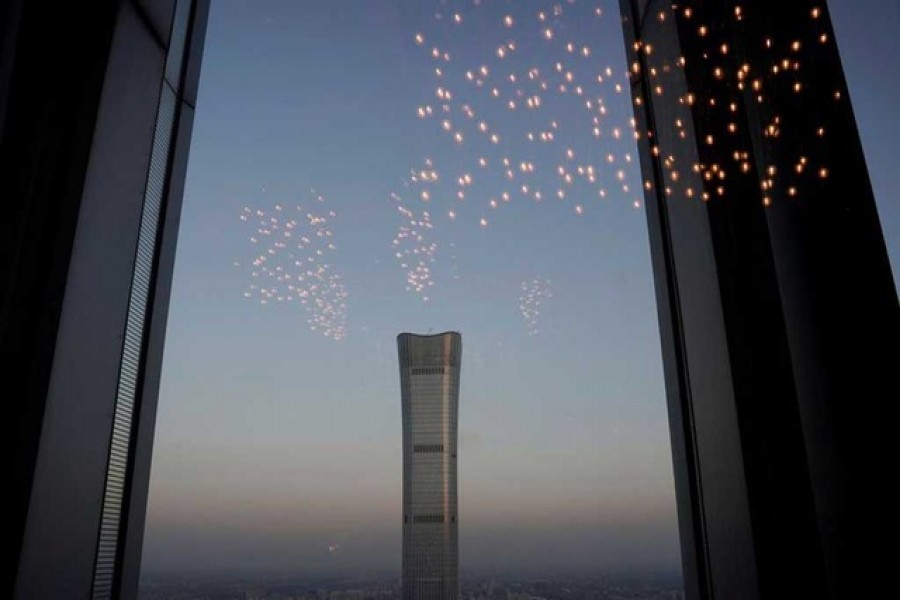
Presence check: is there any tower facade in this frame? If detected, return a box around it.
[398,332,461,600]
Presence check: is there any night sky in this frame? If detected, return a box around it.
[140,0,899,580]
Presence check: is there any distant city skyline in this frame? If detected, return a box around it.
[138,573,685,600]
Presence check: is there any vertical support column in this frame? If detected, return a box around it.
[6,1,209,598]
[619,1,899,598]
[118,2,209,595]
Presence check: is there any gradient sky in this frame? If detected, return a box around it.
[140,0,899,581]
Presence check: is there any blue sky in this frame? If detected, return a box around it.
[141,0,898,579]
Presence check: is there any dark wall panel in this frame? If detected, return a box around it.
[620,0,899,598]
[15,4,166,597]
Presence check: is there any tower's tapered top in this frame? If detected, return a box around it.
[397,332,462,367]
[396,331,461,340]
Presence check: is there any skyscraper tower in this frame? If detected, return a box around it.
[397,332,462,600]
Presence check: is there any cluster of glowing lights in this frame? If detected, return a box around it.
[391,186,437,303]
[235,3,841,341]
[237,190,348,341]
[631,3,839,206]
[519,278,553,336]
[393,0,643,309]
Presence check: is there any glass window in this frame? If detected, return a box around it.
[140,2,682,598]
